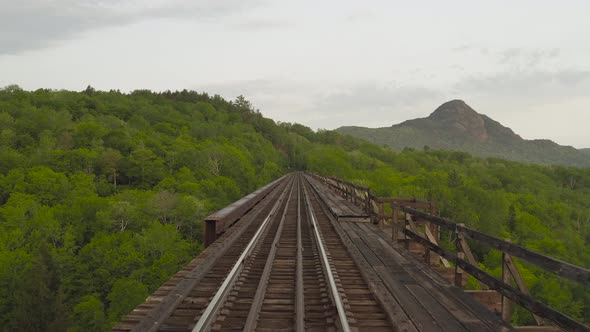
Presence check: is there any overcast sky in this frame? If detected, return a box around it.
[1,0,589,148]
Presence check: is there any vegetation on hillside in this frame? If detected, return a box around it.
[0,86,588,330]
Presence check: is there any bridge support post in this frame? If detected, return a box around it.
[454,224,466,287]
[455,252,465,287]
[392,205,399,242]
[378,202,385,230]
[429,203,439,264]
[501,251,513,323]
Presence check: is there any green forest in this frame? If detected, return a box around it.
[0,85,588,330]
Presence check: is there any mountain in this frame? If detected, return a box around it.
[337,100,590,168]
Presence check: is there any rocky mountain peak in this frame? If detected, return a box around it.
[428,99,488,142]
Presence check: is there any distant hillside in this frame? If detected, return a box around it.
[337,100,590,168]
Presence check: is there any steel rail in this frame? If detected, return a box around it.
[295,175,305,332]
[191,177,294,332]
[302,180,351,332]
[242,177,296,330]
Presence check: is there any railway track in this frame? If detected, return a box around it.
[117,173,393,331]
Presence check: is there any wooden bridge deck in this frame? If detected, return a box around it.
[308,173,510,331]
[337,220,510,331]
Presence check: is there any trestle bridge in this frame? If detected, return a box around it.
[114,173,589,331]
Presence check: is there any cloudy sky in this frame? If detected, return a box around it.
[1,0,589,148]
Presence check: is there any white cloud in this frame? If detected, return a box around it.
[0,0,262,54]
[200,78,443,130]
[454,69,590,103]
[1,0,589,147]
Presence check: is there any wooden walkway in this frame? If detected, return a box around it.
[308,175,512,331]
[307,176,370,222]
[340,221,510,331]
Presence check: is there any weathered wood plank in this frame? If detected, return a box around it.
[405,285,469,332]
[357,223,506,331]
[305,175,370,222]
[513,327,563,332]
[326,214,419,331]
[349,223,458,331]
[466,290,502,315]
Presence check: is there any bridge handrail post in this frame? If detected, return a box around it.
[364,190,371,215]
[454,223,465,287]
[501,250,512,323]
[378,202,385,227]
[403,211,410,249]
[392,204,399,241]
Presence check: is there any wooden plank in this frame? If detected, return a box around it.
[466,290,502,315]
[305,175,370,221]
[329,222,418,330]
[405,285,469,332]
[356,223,502,332]
[348,223,453,331]
[359,222,511,330]
[373,265,442,332]
[351,238,382,267]
[513,327,563,332]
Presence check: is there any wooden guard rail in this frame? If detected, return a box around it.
[204,176,286,247]
[308,172,590,332]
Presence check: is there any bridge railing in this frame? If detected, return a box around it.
[309,172,590,331]
[203,175,286,247]
[305,173,435,228]
[400,205,589,331]
[306,173,373,215]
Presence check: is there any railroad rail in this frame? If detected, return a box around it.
[115,173,393,331]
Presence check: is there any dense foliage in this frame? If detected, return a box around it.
[0,86,588,330]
